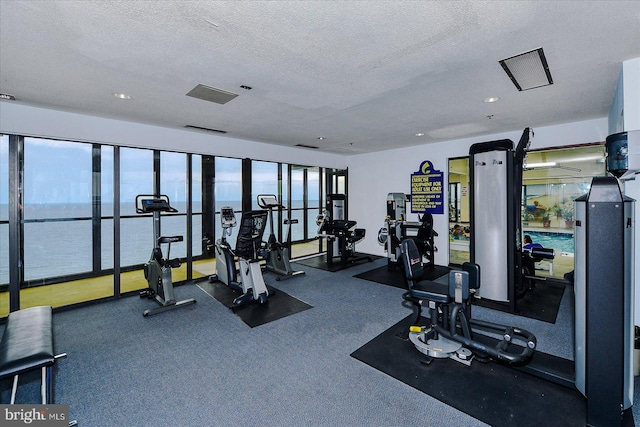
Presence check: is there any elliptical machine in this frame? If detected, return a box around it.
[210,207,273,306]
[256,194,305,281]
[136,195,196,317]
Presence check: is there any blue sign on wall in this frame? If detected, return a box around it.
[410,160,444,214]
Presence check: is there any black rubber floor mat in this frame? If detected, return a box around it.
[295,253,379,272]
[473,282,565,324]
[198,281,312,327]
[351,315,586,427]
[354,264,451,289]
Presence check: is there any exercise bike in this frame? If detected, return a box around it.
[210,207,274,306]
[256,194,305,281]
[136,195,196,317]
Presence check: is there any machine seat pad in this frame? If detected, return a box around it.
[530,247,555,260]
[410,280,451,303]
[351,228,366,244]
[0,306,54,380]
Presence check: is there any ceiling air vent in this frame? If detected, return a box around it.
[186,84,238,104]
[499,47,553,91]
[185,125,227,134]
[295,144,320,149]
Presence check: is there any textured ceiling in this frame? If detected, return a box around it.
[1,1,639,154]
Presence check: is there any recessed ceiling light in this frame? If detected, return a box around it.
[483,97,500,103]
[113,92,132,100]
[240,85,252,90]
[317,137,326,140]
[415,132,425,137]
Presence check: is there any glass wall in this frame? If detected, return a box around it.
[120,147,153,292]
[306,167,320,240]
[160,151,187,259]
[0,135,7,314]
[192,155,202,258]
[101,146,114,270]
[447,144,606,278]
[0,135,8,286]
[215,157,242,248]
[448,158,470,265]
[120,147,153,265]
[290,166,305,242]
[23,138,93,281]
[252,160,280,239]
[1,132,333,314]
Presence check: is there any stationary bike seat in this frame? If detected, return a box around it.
[158,235,183,244]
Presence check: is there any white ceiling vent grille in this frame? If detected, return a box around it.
[499,48,553,91]
[186,84,238,104]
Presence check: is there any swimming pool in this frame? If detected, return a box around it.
[524,230,574,254]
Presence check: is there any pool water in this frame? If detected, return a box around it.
[525,231,574,254]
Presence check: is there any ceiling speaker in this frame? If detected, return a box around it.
[186,84,238,104]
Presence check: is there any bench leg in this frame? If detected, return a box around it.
[42,366,48,404]
[8,367,51,404]
[10,375,18,404]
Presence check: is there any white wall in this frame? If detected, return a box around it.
[0,101,348,169]
[623,58,640,131]
[620,57,640,326]
[346,118,609,265]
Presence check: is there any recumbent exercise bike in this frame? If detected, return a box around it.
[210,207,274,306]
[136,195,196,317]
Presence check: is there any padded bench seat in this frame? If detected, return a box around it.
[0,306,61,404]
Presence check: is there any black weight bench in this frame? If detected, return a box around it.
[0,306,66,404]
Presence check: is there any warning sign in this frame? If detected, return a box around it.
[410,160,444,215]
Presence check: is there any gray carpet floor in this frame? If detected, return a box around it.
[2,257,639,426]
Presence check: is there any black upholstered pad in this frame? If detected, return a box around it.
[410,280,451,303]
[0,306,55,379]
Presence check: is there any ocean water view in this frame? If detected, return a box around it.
[0,201,319,284]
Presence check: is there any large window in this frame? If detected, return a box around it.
[448,158,470,265]
[1,132,333,313]
[215,157,242,248]
[23,138,93,280]
[521,145,605,258]
[101,146,114,270]
[120,147,153,283]
[160,152,187,259]
[0,135,8,286]
[306,167,320,240]
[252,160,280,238]
[192,155,202,258]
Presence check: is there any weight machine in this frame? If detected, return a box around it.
[377,192,437,270]
[316,194,372,269]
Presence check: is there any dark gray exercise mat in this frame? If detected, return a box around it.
[295,253,380,272]
[351,315,586,427]
[472,281,566,324]
[354,264,451,289]
[198,281,312,327]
